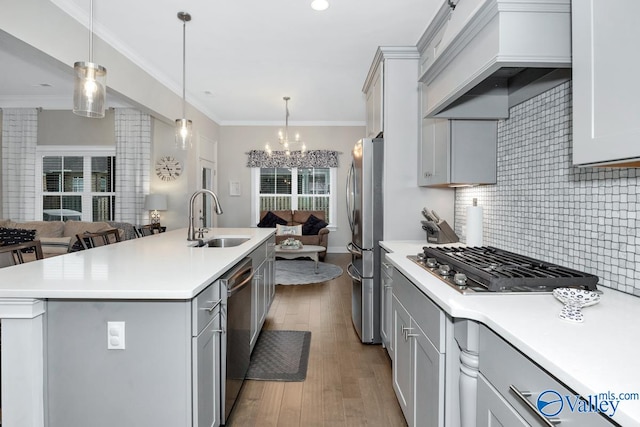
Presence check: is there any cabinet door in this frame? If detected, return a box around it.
[193,313,222,427]
[380,261,393,359]
[413,322,445,427]
[419,118,448,186]
[250,260,265,350]
[366,63,383,138]
[477,374,529,427]
[572,0,640,166]
[392,295,413,424]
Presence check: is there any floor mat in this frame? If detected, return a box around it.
[246,330,311,381]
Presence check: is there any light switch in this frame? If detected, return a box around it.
[107,321,126,350]
[229,181,241,196]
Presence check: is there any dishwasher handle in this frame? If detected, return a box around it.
[227,268,253,297]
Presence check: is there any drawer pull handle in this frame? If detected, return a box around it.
[202,299,222,313]
[382,262,392,268]
[211,329,224,334]
[509,385,561,426]
[401,325,413,341]
[384,284,393,289]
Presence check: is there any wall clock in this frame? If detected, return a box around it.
[155,156,183,181]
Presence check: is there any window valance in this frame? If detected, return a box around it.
[247,150,340,168]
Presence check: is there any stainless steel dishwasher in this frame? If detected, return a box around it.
[220,257,253,424]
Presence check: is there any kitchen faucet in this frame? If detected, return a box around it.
[188,189,223,241]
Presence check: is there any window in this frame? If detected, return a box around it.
[252,167,336,226]
[36,147,116,222]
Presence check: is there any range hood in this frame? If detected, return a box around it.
[418,0,572,119]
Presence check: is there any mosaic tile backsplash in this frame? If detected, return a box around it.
[455,81,640,296]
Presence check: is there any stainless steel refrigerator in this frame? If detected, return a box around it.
[346,138,383,344]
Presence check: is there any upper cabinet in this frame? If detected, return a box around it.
[419,119,497,187]
[418,0,571,119]
[572,0,640,167]
[363,47,420,139]
[365,64,383,138]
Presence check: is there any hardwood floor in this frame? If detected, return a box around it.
[227,253,407,427]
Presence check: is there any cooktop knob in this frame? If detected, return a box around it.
[454,273,468,286]
[438,264,452,276]
[417,252,426,260]
[426,258,438,268]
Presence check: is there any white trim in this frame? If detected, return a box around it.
[251,167,337,227]
[35,146,116,222]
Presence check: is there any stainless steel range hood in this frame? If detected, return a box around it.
[418,0,572,120]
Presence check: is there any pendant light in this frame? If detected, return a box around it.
[73,0,107,118]
[176,11,193,150]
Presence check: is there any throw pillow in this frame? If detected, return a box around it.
[302,214,328,235]
[0,227,37,252]
[257,211,288,228]
[276,224,302,236]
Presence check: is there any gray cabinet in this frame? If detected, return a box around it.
[419,118,497,187]
[478,325,615,427]
[365,62,383,138]
[193,312,223,427]
[250,236,276,352]
[572,0,640,166]
[380,248,393,359]
[392,269,445,427]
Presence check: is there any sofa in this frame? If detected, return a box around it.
[0,219,134,261]
[258,210,329,260]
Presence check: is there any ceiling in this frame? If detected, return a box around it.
[2,0,440,125]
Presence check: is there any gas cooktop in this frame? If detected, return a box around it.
[408,246,599,294]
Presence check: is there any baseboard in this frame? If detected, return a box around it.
[327,245,348,254]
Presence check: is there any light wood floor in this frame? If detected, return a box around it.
[227,253,407,427]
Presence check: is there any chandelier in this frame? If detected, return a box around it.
[265,97,306,156]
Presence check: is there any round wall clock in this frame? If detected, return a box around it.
[155,156,183,181]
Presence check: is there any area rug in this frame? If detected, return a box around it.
[275,260,343,285]
[246,330,311,381]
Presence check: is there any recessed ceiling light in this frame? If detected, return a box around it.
[311,0,329,11]
[204,91,214,96]
[33,83,53,87]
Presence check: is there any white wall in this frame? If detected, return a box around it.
[217,125,365,252]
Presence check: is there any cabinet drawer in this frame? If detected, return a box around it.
[479,326,615,426]
[250,241,267,267]
[192,281,222,336]
[381,252,394,279]
[392,269,444,351]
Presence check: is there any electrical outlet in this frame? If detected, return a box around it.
[107,321,126,350]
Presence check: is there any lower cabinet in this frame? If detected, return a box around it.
[392,269,445,427]
[478,325,615,427]
[193,311,223,427]
[380,248,393,359]
[250,236,276,351]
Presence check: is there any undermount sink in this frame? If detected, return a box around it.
[195,237,251,248]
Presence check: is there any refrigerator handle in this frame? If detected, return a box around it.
[346,242,362,256]
[345,161,355,233]
[346,263,362,282]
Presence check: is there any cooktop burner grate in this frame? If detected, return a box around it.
[419,246,599,293]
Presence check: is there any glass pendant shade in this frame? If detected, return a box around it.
[175,118,193,150]
[73,62,106,118]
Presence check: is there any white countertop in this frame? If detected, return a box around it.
[0,228,275,300]
[381,240,640,427]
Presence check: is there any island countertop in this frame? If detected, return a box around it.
[381,240,640,427]
[0,227,275,300]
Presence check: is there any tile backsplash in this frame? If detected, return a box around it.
[455,81,640,296]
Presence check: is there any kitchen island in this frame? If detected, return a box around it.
[0,227,275,427]
[381,241,640,427]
